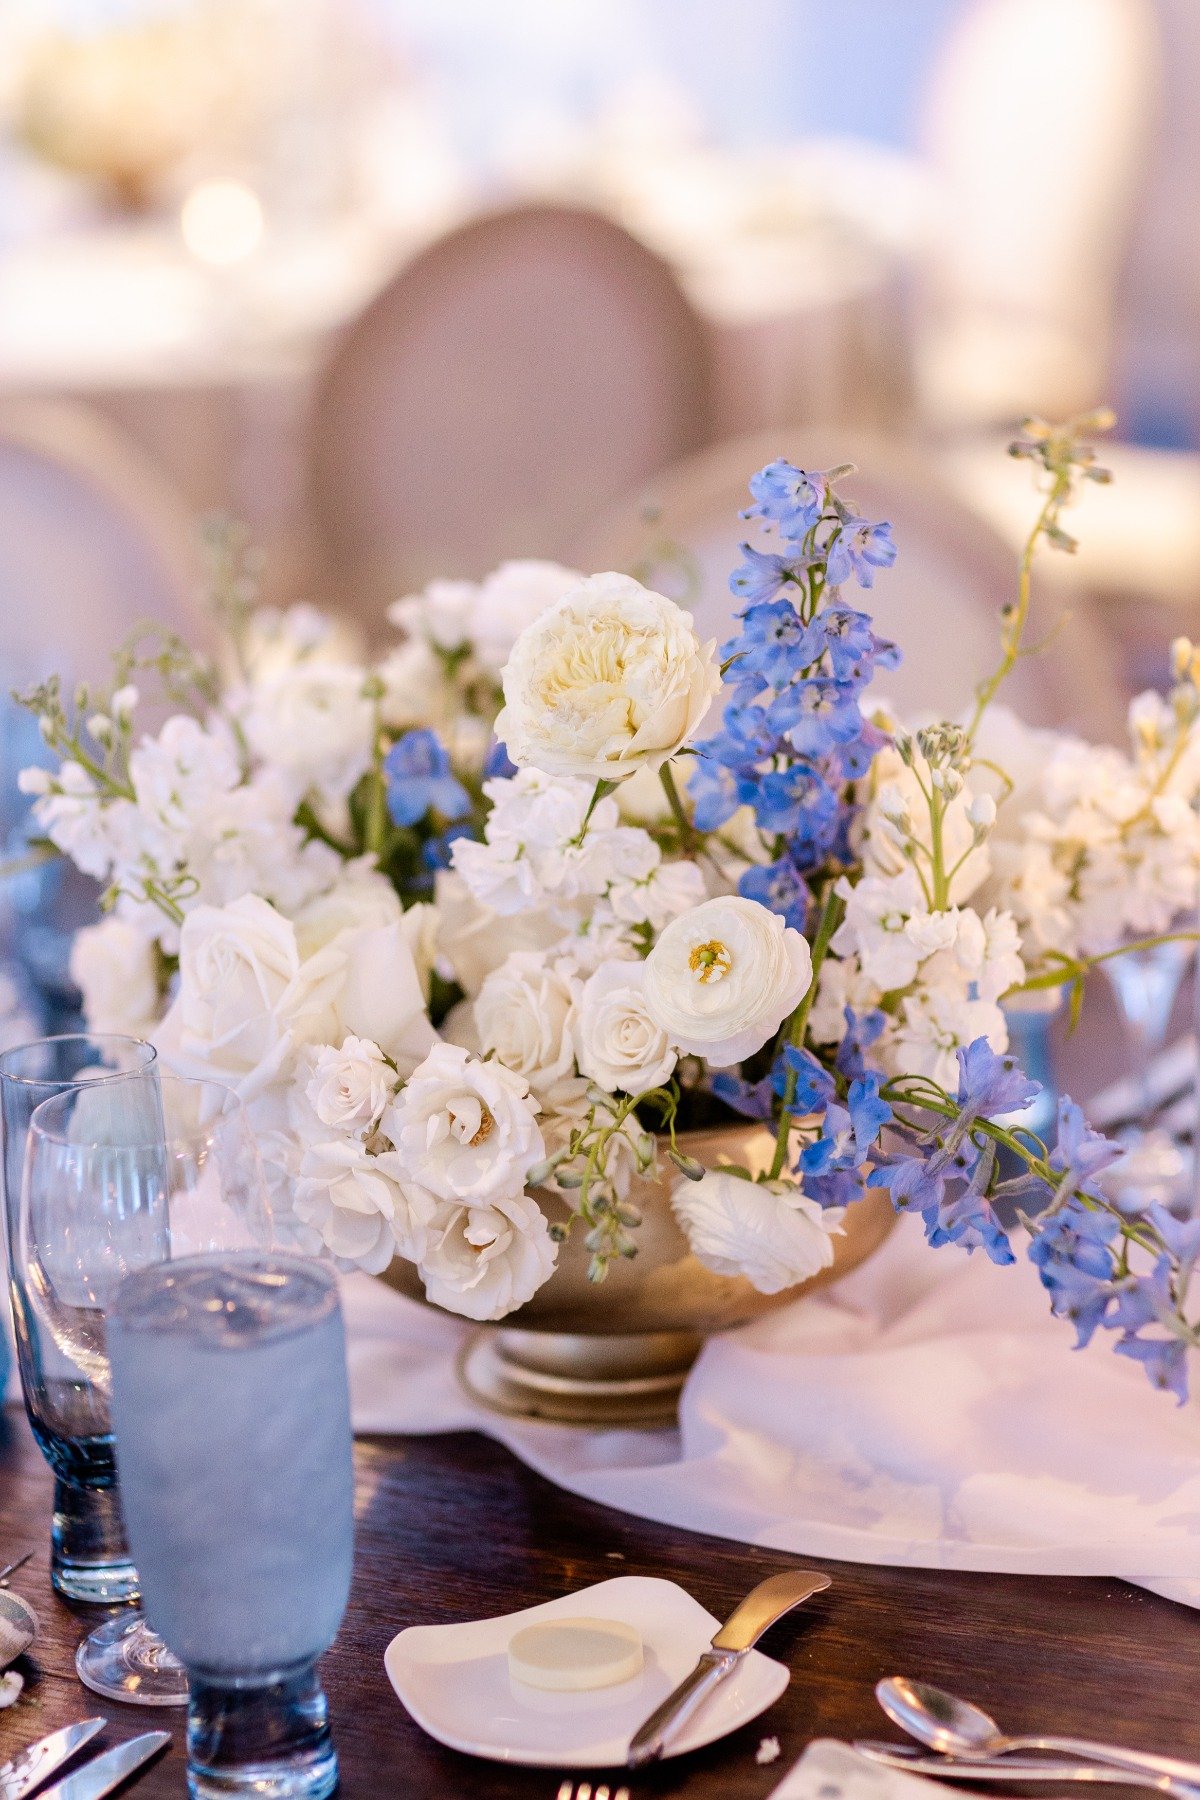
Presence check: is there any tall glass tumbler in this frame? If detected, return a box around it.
[0,1033,155,1601]
[109,1253,354,1800]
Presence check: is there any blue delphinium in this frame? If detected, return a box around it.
[384,729,471,827]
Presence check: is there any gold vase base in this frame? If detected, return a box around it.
[457,1326,703,1427]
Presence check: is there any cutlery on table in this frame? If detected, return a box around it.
[0,1722,105,1800]
[555,1785,630,1800]
[625,1568,831,1768]
[878,1678,1200,1793]
[33,1734,169,1800]
[856,1741,1200,1795]
[0,1555,34,1589]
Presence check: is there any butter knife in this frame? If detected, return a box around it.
[35,1734,170,1800]
[854,1743,1200,1793]
[626,1569,830,1768]
[0,1721,105,1800]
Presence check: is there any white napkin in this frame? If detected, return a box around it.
[343,1213,1200,1601]
[769,1741,957,1800]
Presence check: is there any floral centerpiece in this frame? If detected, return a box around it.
[16,414,1200,1399]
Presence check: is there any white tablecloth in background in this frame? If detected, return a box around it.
[343,1216,1200,1607]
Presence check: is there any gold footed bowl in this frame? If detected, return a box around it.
[381,1125,895,1426]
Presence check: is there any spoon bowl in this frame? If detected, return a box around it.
[876,1677,1006,1759]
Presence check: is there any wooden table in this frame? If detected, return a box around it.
[2,1402,1199,1798]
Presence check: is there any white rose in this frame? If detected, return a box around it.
[294,1139,431,1273]
[302,1035,396,1132]
[475,952,580,1094]
[241,662,375,802]
[574,959,676,1096]
[330,922,436,1077]
[156,894,341,1100]
[471,559,584,672]
[432,869,563,996]
[293,864,403,957]
[69,918,159,1037]
[643,896,812,1067]
[381,1042,544,1207]
[418,1191,557,1321]
[496,571,720,781]
[671,1170,842,1293]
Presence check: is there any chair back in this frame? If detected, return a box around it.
[306,203,713,634]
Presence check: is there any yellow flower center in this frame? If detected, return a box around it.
[689,939,732,984]
[468,1107,494,1147]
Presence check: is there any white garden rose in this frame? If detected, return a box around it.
[156,894,341,1100]
[671,1170,842,1293]
[643,896,812,1067]
[573,959,676,1096]
[418,1191,558,1321]
[474,952,580,1094]
[496,571,720,781]
[293,1139,430,1273]
[69,917,159,1037]
[301,1035,396,1133]
[381,1042,545,1208]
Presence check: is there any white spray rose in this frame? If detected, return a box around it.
[381,1042,544,1208]
[474,952,580,1094]
[643,896,812,1067]
[672,1170,842,1293]
[69,918,159,1037]
[156,894,341,1100]
[301,1035,396,1133]
[496,572,720,782]
[418,1191,558,1321]
[293,1139,430,1273]
[574,959,676,1096]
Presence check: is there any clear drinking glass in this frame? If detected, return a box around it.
[0,1033,156,1603]
[21,1074,275,1708]
[109,1252,353,1800]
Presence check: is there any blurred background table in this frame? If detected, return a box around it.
[2,1402,1199,1800]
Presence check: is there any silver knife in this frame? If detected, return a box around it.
[35,1734,170,1800]
[626,1569,830,1767]
[854,1743,1199,1792]
[0,1721,105,1800]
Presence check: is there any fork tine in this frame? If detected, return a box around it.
[557,1784,573,1800]
[577,1787,592,1800]
[595,1788,610,1800]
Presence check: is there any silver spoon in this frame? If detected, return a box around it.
[877,1678,1200,1794]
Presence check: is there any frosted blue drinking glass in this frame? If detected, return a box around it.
[109,1253,354,1800]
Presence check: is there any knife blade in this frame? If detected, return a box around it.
[34,1734,170,1800]
[626,1569,830,1768]
[0,1721,105,1800]
[853,1742,1179,1786]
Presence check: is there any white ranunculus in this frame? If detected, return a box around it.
[418,1191,557,1321]
[671,1170,842,1293]
[474,952,580,1094]
[69,918,160,1037]
[157,894,341,1100]
[381,1042,544,1208]
[643,896,812,1067]
[293,1139,430,1273]
[302,1035,396,1132]
[574,959,676,1096]
[496,571,720,782]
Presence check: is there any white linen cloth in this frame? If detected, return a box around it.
[342,1215,1200,1605]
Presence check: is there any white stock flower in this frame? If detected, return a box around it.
[301,1035,397,1133]
[156,894,340,1100]
[382,1042,544,1208]
[832,871,929,991]
[806,953,883,1045]
[418,1190,558,1321]
[672,1170,842,1293]
[451,769,620,919]
[574,959,676,1095]
[241,662,375,803]
[28,762,128,879]
[293,1139,429,1273]
[69,917,159,1036]
[890,989,1007,1091]
[128,716,240,835]
[471,560,585,672]
[608,854,707,931]
[496,572,720,782]
[643,895,812,1067]
[475,951,581,1094]
[388,578,477,652]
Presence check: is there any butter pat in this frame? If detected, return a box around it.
[507,1617,643,1692]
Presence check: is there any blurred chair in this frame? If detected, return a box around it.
[916,0,1160,429]
[0,400,206,692]
[305,203,714,633]
[571,429,1128,741]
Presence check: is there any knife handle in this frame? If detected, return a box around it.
[626,1649,738,1768]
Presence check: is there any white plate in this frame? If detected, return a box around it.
[383,1574,790,1768]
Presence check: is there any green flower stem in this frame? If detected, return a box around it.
[967,467,1071,743]
[1010,930,1200,997]
[768,884,844,1181]
[659,760,698,852]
